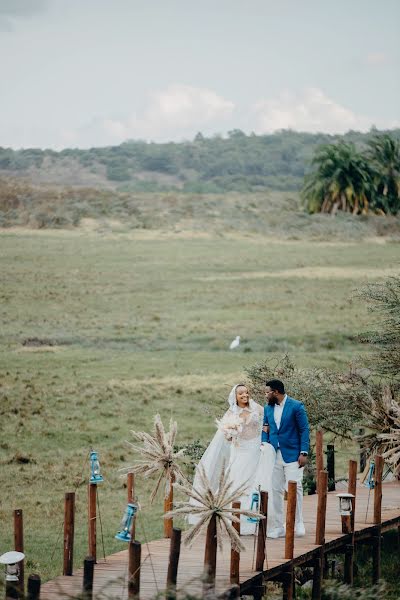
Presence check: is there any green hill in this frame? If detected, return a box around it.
[2,128,400,193]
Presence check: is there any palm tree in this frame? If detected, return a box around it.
[302,142,375,215]
[367,134,400,215]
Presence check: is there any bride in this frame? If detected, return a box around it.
[189,383,275,534]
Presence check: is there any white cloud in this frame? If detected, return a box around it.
[5,85,399,150]
[366,52,388,66]
[62,84,235,147]
[253,88,375,134]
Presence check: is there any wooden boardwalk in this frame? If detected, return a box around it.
[40,481,400,599]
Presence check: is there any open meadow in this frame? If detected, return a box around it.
[0,228,399,581]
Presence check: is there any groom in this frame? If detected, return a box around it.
[261,379,310,538]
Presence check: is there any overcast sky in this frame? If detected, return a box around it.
[1,0,399,149]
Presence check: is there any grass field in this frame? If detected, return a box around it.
[0,228,399,582]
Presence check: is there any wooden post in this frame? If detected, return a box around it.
[83,556,95,599]
[63,492,75,576]
[313,472,327,600]
[326,445,335,491]
[88,483,97,562]
[164,473,175,539]
[315,430,323,492]
[166,527,181,597]
[127,472,135,503]
[127,473,136,540]
[311,546,324,600]
[27,574,41,600]
[348,460,357,533]
[344,539,354,585]
[330,559,336,578]
[14,508,24,593]
[230,501,240,584]
[255,491,268,572]
[285,481,297,560]
[204,514,217,587]
[128,540,141,598]
[323,554,329,578]
[372,526,381,583]
[5,580,19,600]
[373,455,383,525]
[251,574,265,600]
[282,567,294,600]
[341,514,351,534]
[315,471,328,545]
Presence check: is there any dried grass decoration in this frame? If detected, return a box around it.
[122,414,186,502]
[359,386,400,477]
[165,461,264,552]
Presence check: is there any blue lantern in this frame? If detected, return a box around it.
[115,503,137,542]
[90,450,104,484]
[247,491,260,522]
[364,460,375,489]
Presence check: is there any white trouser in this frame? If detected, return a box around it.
[271,449,304,530]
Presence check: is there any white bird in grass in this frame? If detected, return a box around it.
[229,336,240,350]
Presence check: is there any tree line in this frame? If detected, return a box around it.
[1,128,399,195]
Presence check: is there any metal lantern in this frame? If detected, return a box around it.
[0,551,25,582]
[115,502,138,542]
[89,450,103,484]
[336,493,355,516]
[364,460,375,489]
[247,491,260,523]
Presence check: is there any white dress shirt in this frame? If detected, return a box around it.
[274,394,287,430]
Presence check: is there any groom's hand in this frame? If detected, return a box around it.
[298,454,308,467]
[262,425,269,433]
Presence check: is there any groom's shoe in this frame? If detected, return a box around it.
[295,523,306,537]
[267,527,285,539]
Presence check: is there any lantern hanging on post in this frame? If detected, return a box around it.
[364,460,375,489]
[89,450,103,484]
[336,493,355,516]
[247,491,260,522]
[115,502,138,542]
[0,551,25,582]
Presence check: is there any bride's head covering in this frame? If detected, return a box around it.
[228,383,257,413]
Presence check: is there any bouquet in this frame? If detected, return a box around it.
[216,412,243,443]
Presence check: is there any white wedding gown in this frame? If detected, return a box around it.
[189,396,276,535]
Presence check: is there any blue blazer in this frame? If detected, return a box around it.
[261,396,309,463]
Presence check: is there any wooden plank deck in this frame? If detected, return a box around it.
[40,481,400,599]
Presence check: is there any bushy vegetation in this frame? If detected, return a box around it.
[2,177,400,239]
[358,276,400,380]
[355,276,400,476]
[1,129,399,193]
[246,355,368,438]
[302,134,400,215]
